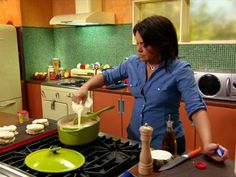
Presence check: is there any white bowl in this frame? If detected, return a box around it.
[151,149,173,169]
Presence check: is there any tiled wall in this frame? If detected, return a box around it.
[22,27,55,80]
[22,25,236,80]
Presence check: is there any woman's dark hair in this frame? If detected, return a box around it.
[133,15,178,66]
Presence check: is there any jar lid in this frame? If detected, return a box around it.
[195,161,207,169]
[19,110,28,114]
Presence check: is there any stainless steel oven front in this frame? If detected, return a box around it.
[194,71,236,101]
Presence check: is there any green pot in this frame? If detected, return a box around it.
[57,114,100,146]
[25,146,85,173]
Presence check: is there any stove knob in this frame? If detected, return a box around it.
[66,93,73,98]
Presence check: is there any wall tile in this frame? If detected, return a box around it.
[22,27,54,80]
[22,25,236,80]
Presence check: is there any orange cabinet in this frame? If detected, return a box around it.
[0,0,22,26]
[0,0,52,27]
[196,105,236,160]
[179,102,196,151]
[180,101,236,160]
[0,0,132,27]
[26,82,43,119]
[103,0,132,24]
[93,91,134,138]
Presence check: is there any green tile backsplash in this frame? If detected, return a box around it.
[179,44,236,70]
[22,27,55,80]
[53,25,136,70]
[22,25,236,80]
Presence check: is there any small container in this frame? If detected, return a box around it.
[47,65,54,80]
[17,110,29,124]
[59,67,65,78]
[17,112,24,124]
[52,58,60,74]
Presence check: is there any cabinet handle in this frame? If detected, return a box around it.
[118,99,125,114]
[51,100,56,110]
[118,99,121,113]
[41,90,46,98]
[55,92,60,99]
[120,99,125,114]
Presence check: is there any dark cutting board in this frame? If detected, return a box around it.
[158,154,235,177]
[0,119,58,153]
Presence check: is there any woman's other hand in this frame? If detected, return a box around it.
[204,143,229,161]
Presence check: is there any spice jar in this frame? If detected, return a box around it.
[47,65,54,80]
[52,58,60,74]
[17,110,29,124]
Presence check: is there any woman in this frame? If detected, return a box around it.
[73,15,228,161]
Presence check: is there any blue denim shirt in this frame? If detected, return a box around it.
[102,55,206,148]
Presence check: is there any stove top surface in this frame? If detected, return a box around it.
[0,134,140,177]
[42,78,88,89]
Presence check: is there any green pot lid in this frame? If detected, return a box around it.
[25,146,85,173]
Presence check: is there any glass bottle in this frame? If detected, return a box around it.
[162,115,177,156]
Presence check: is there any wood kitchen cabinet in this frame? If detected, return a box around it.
[1,0,131,27]
[0,0,52,27]
[195,105,236,160]
[26,82,43,119]
[94,91,195,147]
[0,0,22,26]
[93,91,134,138]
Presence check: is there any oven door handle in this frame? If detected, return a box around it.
[226,77,231,96]
[41,90,46,98]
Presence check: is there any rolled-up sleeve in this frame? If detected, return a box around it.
[176,63,207,119]
[102,56,135,85]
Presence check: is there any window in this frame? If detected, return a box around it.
[132,0,236,43]
[190,0,236,41]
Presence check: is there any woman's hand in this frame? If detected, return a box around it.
[72,74,105,104]
[204,143,229,161]
[72,87,89,105]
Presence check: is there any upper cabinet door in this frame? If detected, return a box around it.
[0,0,22,26]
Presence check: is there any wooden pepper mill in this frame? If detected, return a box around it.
[138,123,153,175]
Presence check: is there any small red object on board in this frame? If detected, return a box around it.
[195,161,207,169]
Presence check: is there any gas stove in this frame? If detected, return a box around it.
[0,133,140,177]
[42,78,88,89]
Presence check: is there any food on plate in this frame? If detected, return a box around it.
[26,124,44,135]
[0,125,18,135]
[0,131,15,144]
[32,118,49,127]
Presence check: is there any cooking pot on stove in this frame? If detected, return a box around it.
[57,106,114,146]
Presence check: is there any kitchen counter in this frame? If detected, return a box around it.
[128,154,235,177]
[0,115,235,176]
[0,112,19,126]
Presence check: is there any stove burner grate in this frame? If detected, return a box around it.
[60,79,86,87]
[0,134,140,177]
